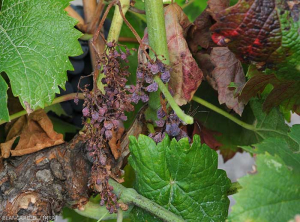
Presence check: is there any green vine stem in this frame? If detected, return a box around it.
[144,0,169,62]
[109,179,185,222]
[0,93,84,125]
[76,179,241,221]
[117,208,123,222]
[192,96,256,131]
[155,76,194,124]
[74,201,132,221]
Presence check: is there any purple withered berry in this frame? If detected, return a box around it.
[161,70,170,83]
[146,82,158,92]
[140,94,149,102]
[82,107,90,117]
[165,123,181,137]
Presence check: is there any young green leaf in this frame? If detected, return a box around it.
[229,126,300,221]
[128,134,231,221]
[0,0,82,116]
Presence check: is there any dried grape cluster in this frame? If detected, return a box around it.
[81,41,134,213]
[149,108,189,143]
[133,57,188,143]
[130,59,170,104]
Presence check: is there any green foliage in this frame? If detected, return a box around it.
[0,0,82,120]
[229,126,300,222]
[243,125,300,173]
[0,76,9,121]
[128,134,231,221]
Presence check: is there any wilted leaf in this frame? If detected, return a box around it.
[108,123,125,159]
[0,0,82,118]
[129,134,231,222]
[194,82,298,161]
[139,4,203,106]
[210,0,300,80]
[187,9,216,52]
[209,47,246,115]
[165,4,204,105]
[189,120,223,150]
[229,125,300,222]
[207,0,230,18]
[240,72,300,114]
[0,110,64,157]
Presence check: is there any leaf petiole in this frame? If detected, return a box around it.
[0,93,84,125]
[192,96,256,131]
[155,76,194,124]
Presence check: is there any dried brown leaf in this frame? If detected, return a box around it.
[0,109,64,158]
[210,47,246,115]
[192,120,223,150]
[187,9,217,52]
[165,4,203,105]
[239,73,300,114]
[207,0,230,18]
[108,123,125,160]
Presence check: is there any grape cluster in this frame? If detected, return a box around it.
[50,5,111,132]
[149,109,189,143]
[134,57,188,143]
[81,41,134,213]
[130,60,170,104]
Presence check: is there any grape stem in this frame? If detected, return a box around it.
[0,93,84,125]
[109,179,185,222]
[74,201,132,221]
[117,208,123,222]
[76,179,240,221]
[192,96,256,131]
[155,76,193,124]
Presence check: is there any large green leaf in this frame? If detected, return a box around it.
[0,0,82,119]
[229,126,300,221]
[128,134,231,222]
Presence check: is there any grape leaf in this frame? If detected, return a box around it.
[210,0,300,112]
[209,47,246,115]
[243,125,300,171]
[240,71,300,114]
[0,77,9,122]
[207,0,230,18]
[128,134,231,222]
[211,0,300,78]
[229,126,300,221]
[194,82,298,161]
[0,0,82,119]
[165,4,203,106]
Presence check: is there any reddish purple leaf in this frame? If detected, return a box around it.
[209,47,246,115]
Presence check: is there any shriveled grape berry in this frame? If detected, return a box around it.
[146,82,158,92]
[161,70,170,83]
[165,123,181,137]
